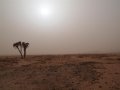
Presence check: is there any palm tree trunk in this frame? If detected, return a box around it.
[20,45,22,55]
[24,48,26,59]
[17,47,23,59]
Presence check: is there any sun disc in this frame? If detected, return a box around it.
[41,7,51,16]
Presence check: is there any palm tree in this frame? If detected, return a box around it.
[22,42,29,58]
[13,41,23,59]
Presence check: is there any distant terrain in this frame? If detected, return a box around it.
[0,54,120,90]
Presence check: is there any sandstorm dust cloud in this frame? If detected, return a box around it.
[0,0,120,55]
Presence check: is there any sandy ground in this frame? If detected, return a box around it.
[0,54,120,90]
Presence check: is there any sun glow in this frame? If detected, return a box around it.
[36,3,53,18]
[41,6,51,16]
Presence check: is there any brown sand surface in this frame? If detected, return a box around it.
[0,54,120,90]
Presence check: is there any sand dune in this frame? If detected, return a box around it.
[0,54,120,90]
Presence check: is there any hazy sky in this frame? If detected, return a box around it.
[0,0,120,55]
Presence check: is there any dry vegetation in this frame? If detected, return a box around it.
[0,54,120,90]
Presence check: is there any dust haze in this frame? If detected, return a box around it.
[0,0,120,55]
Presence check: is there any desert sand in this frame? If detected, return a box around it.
[0,54,120,90]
